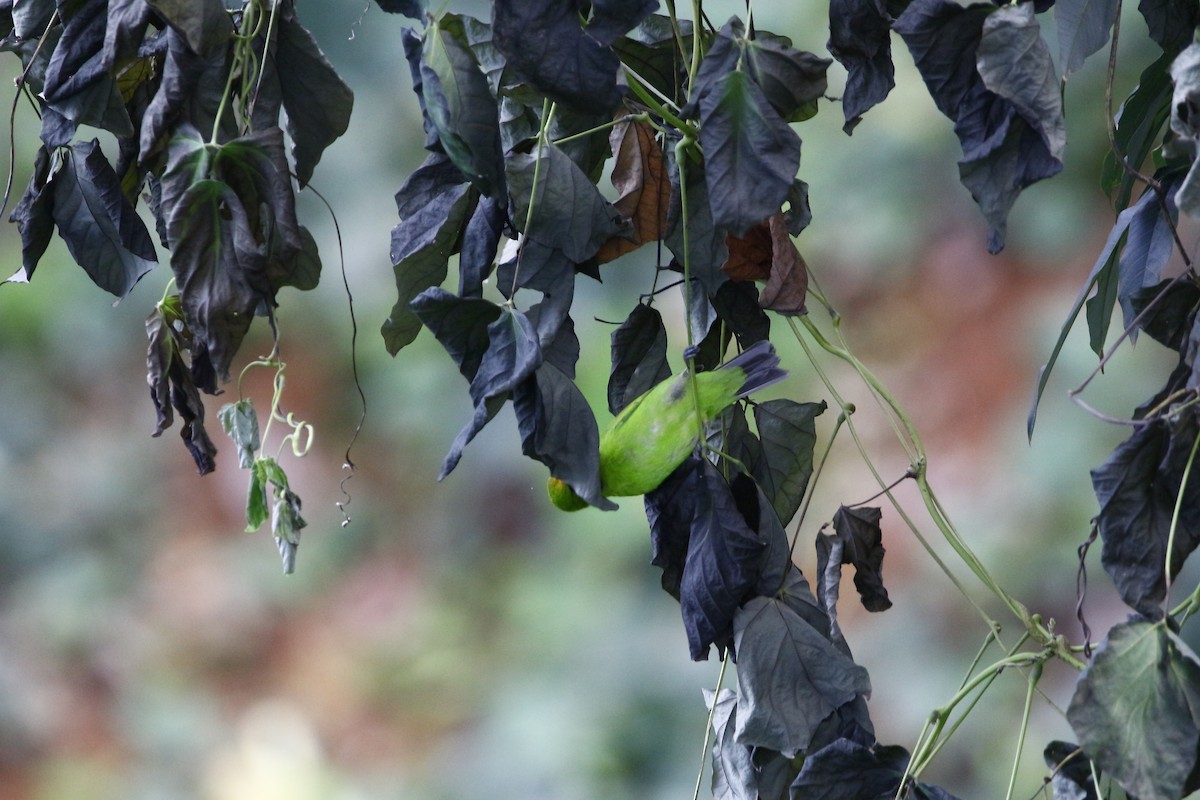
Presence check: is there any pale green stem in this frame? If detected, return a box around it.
[692,655,729,800]
[1003,662,1042,800]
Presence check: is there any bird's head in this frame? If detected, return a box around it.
[547,476,588,512]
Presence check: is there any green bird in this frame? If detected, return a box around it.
[547,339,787,511]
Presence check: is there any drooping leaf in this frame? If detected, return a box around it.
[745,31,831,124]
[733,593,872,755]
[1068,619,1200,800]
[440,307,543,478]
[273,8,354,188]
[585,0,658,47]
[759,214,809,314]
[513,361,616,511]
[1091,413,1200,617]
[783,179,813,236]
[1140,0,1200,54]
[608,304,672,414]
[410,287,504,381]
[12,0,55,39]
[698,67,802,236]
[828,0,895,132]
[896,0,1064,252]
[645,456,702,599]
[459,193,506,298]
[789,739,908,799]
[1043,741,1100,800]
[1131,278,1200,352]
[1056,0,1119,77]
[104,0,155,71]
[611,13,691,101]
[145,297,218,475]
[1102,52,1173,211]
[145,0,232,56]
[507,143,620,262]
[383,154,476,355]
[167,179,267,387]
[138,28,227,165]
[596,117,670,263]
[42,0,106,104]
[680,460,767,659]
[50,139,157,297]
[526,287,580,377]
[710,279,771,348]
[212,126,303,259]
[7,145,56,281]
[751,399,825,527]
[817,506,893,642]
[421,14,506,198]
[492,0,622,112]
[704,688,760,800]
[1118,173,1181,337]
[217,398,260,469]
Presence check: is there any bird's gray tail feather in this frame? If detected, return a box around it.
[723,340,787,397]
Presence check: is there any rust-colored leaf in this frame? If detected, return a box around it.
[759,214,808,314]
[721,219,772,281]
[595,117,670,263]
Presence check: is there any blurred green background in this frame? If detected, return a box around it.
[0,2,1191,798]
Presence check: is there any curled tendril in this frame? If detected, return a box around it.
[278,411,314,458]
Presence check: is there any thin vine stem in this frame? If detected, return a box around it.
[1,9,59,223]
[1164,426,1200,603]
[692,654,729,800]
[1003,662,1043,800]
[509,98,556,302]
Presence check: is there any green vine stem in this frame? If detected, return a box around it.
[509,98,556,302]
[1164,425,1200,604]
[1003,661,1043,800]
[692,655,730,800]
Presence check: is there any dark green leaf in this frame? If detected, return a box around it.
[217,398,260,469]
[828,0,895,132]
[104,0,155,70]
[145,0,232,56]
[1044,741,1100,800]
[782,179,812,236]
[698,68,802,236]
[526,287,580,377]
[1102,52,1172,211]
[1068,619,1200,800]
[611,14,691,102]
[271,486,305,574]
[383,155,476,355]
[50,139,157,297]
[1028,202,1135,437]
[271,224,321,292]
[492,0,621,112]
[752,399,825,526]
[608,304,672,415]
[273,9,354,188]
[421,14,505,198]
[213,127,302,257]
[7,145,55,281]
[440,307,542,478]
[789,739,909,799]
[1091,414,1200,618]
[513,361,616,511]
[247,460,269,530]
[1056,0,1119,77]
[374,0,425,18]
[167,179,267,386]
[733,593,872,755]
[507,143,620,262]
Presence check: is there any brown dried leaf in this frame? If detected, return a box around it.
[759,214,808,314]
[721,219,772,281]
[595,117,670,263]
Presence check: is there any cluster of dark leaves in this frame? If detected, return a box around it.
[377,2,960,796]
[832,0,1068,253]
[2,0,350,474]
[1019,16,1200,800]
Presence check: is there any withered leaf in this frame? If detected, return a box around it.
[759,214,808,314]
[721,219,773,282]
[596,117,670,263]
